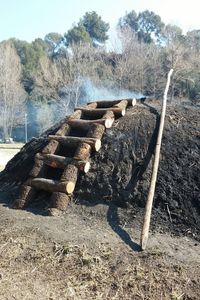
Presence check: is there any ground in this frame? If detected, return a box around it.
[0,198,199,300]
[0,144,23,171]
[0,100,199,299]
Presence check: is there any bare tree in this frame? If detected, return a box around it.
[0,41,26,140]
[36,100,55,134]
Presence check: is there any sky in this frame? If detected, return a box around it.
[0,0,200,42]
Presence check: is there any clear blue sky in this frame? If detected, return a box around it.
[0,0,200,42]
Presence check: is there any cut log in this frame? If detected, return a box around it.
[74,143,91,161]
[114,99,128,109]
[48,136,101,151]
[88,98,137,108]
[50,192,71,212]
[41,139,60,155]
[87,123,105,140]
[61,164,78,182]
[29,159,45,177]
[56,123,70,136]
[74,107,126,118]
[31,178,75,194]
[68,118,114,130]
[68,109,82,120]
[44,163,79,211]
[11,184,36,209]
[86,102,98,109]
[35,153,90,173]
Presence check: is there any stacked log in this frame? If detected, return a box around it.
[12,112,81,209]
[12,98,137,214]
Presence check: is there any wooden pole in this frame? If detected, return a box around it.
[140,69,173,250]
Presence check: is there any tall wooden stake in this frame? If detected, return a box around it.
[140,69,173,250]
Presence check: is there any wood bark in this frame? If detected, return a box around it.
[56,123,71,136]
[68,109,82,120]
[35,153,90,173]
[31,178,75,194]
[140,69,173,251]
[49,192,71,214]
[60,164,78,182]
[88,98,137,108]
[67,117,114,130]
[29,158,45,177]
[74,107,126,118]
[73,143,91,161]
[48,136,101,151]
[87,123,105,139]
[11,184,36,209]
[114,99,128,109]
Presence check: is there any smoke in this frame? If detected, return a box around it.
[79,78,143,105]
[12,78,144,141]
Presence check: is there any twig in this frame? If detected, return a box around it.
[165,203,172,223]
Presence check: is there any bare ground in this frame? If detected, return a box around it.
[0,196,199,300]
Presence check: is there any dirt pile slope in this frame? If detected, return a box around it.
[0,100,199,240]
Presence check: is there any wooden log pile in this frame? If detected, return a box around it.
[12,98,138,215]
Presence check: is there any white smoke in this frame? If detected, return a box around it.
[79,78,143,104]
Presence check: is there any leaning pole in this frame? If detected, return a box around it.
[140,69,174,251]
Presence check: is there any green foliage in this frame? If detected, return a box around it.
[44,32,64,56]
[137,10,164,43]
[65,11,109,46]
[119,9,164,43]
[118,10,138,32]
[186,30,200,51]
[65,24,91,46]
[12,38,47,78]
[81,11,110,43]
[163,25,184,44]
[45,32,63,46]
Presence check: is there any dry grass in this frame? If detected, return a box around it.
[0,225,199,300]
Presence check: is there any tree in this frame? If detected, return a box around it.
[118,10,138,32]
[137,10,164,43]
[0,41,26,140]
[65,12,109,47]
[163,24,184,45]
[44,32,64,57]
[119,10,164,44]
[162,25,191,100]
[65,24,91,46]
[36,99,54,134]
[186,30,200,53]
[12,38,47,79]
[81,11,110,44]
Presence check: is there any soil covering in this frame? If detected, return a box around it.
[0,100,199,240]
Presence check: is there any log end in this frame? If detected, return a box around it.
[121,109,126,116]
[95,139,101,151]
[83,161,90,173]
[105,118,114,128]
[66,181,75,194]
[132,98,137,106]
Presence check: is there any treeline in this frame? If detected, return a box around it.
[0,10,200,141]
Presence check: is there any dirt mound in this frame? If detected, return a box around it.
[0,100,199,240]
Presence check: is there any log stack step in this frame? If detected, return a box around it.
[12,98,139,214]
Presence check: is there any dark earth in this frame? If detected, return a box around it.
[0,99,199,241]
[0,99,200,299]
